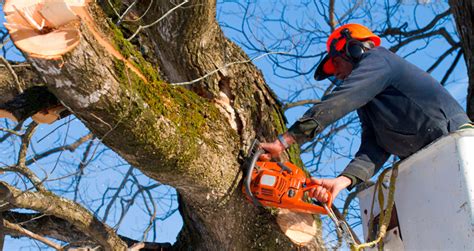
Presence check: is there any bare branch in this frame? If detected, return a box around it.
[107,0,121,19]
[381,8,451,38]
[2,211,173,250]
[116,0,138,25]
[0,122,24,143]
[0,127,22,137]
[102,166,134,223]
[122,0,154,23]
[343,182,375,218]
[25,133,94,166]
[171,51,291,86]
[440,49,463,85]
[127,0,189,41]
[0,56,23,94]
[283,99,321,110]
[15,122,46,192]
[427,44,460,73]
[0,182,128,250]
[2,219,63,250]
[329,0,336,31]
[73,139,95,202]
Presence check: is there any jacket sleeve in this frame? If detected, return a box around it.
[340,110,390,189]
[288,51,393,144]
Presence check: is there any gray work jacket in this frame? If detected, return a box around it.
[288,47,469,187]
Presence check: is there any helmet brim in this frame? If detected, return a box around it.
[314,54,336,81]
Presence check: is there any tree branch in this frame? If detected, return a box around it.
[382,9,451,38]
[0,56,23,93]
[1,211,173,250]
[283,99,320,111]
[0,64,42,104]
[25,133,94,166]
[15,122,46,192]
[2,219,63,250]
[127,0,189,41]
[0,182,127,250]
[440,49,463,85]
[328,0,336,31]
[427,44,460,73]
[389,28,457,52]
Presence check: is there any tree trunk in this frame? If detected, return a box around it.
[2,0,323,249]
[449,0,474,119]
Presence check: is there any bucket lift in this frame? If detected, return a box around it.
[358,130,474,250]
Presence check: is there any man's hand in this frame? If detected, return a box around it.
[259,133,296,161]
[308,176,352,203]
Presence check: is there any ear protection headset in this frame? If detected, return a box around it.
[329,28,366,63]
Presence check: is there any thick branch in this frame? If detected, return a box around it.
[2,219,62,250]
[2,211,172,250]
[0,182,127,250]
[0,64,42,104]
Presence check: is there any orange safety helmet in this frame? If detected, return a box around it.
[314,23,381,81]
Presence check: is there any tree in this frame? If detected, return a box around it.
[0,0,320,250]
[449,0,474,119]
[0,0,468,250]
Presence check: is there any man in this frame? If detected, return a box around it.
[260,23,470,203]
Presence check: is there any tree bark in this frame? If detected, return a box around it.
[449,0,474,119]
[2,0,322,249]
[1,211,173,250]
[0,64,42,103]
[0,182,127,250]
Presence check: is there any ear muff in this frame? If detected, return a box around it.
[345,39,365,61]
[338,28,366,62]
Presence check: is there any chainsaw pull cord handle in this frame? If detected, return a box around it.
[245,148,265,207]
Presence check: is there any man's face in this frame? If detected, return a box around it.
[332,56,353,80]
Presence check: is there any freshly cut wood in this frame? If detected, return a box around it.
[31,105,66,124]
[276,209,319,245]
[0,109,17,122]
[39,1,79,28]
[4,0,147,81]
[3,0,42,14]
[3,25,81,59]
[3,0,86,59]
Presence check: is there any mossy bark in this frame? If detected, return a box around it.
[14,0,324,249]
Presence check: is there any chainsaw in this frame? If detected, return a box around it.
[242,139,333,214]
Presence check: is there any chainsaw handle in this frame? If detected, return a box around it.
[245,148,265,207]
[277,162,293,174]
[302,183,333,210]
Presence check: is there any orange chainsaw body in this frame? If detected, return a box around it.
[243,160,332,214]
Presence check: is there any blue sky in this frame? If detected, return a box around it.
[0,0,468,249]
